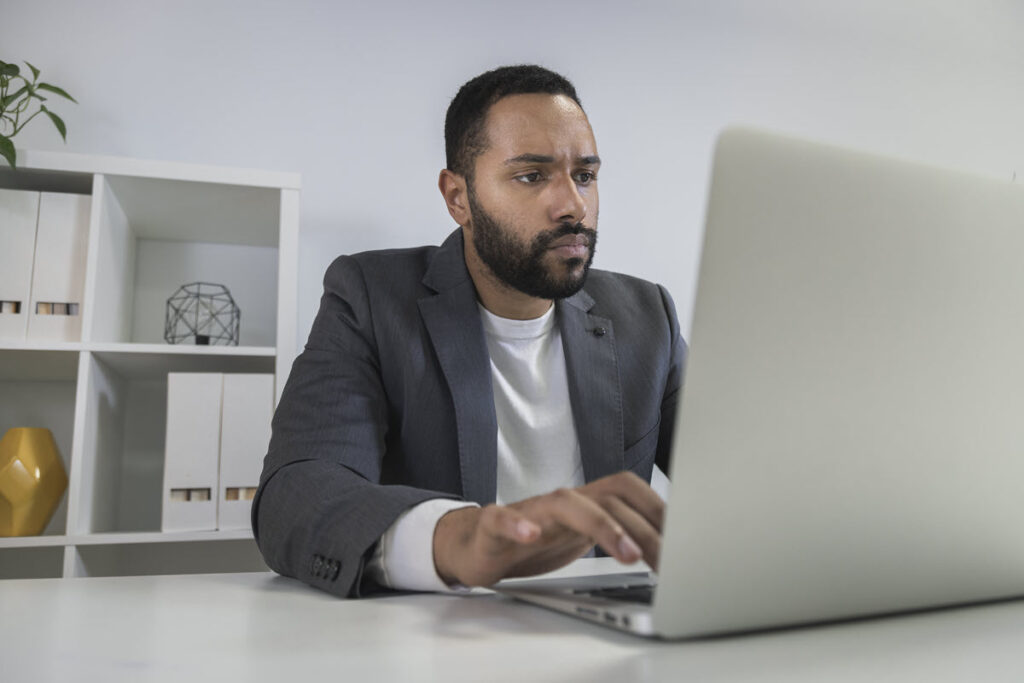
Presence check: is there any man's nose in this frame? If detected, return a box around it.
[547,173,587,224]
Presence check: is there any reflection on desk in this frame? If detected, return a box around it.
[3,557,1024,682]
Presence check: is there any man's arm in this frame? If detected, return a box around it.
[252,255,459,597]
[366,498,478,591]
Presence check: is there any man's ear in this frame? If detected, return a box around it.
[438,169,470,226]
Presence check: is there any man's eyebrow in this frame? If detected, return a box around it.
[504,153,554,165]
[504,153,602,165]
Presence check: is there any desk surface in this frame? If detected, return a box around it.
[4,558,1024,682]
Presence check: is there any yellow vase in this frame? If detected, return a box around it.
[0,428,68,536]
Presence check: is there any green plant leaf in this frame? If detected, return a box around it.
[0,134,15,168]
[0,63,19,78]
[1,84,29,108]
[25,61,40,81]
[37,83,76,103]
[41,106,67,141]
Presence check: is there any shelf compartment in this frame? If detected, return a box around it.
[69,538,267,577]
[130,238,279,346]
[0,348,80,381]
[89,345,275,379]
[73,352,274,535]
[74,352,168,535]
[0,364,78,536]
[72,529,252,545]
[0,546,65,579]
[0,165,93,195]
[86,175,281,347]
[105,175,281,247]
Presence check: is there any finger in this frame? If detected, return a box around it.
[533,488,644,564]
[587,471,666,533]
[476,504,542,545]
[600,494,661,569]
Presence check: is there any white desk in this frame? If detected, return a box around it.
[4,557,1024,682]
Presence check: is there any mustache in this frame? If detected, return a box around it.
[534,222,596,249]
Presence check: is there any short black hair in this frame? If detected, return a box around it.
[444,64,583,178]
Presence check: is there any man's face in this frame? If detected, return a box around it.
[465,93,600,300]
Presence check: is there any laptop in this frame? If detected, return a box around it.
[496,127,1024,638]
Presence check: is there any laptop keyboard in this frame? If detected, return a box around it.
[576,584,654,605]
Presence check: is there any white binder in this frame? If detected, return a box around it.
[162,373,223,532]
[218,373,274,530]
[26,192,91,342]
[0,189,40,341]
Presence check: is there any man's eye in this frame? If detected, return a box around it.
[516,172,543,183]
[575,171,597,184]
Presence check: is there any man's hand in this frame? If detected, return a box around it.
[432,471,664,587]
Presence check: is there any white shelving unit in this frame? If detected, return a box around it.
[0,149,299,580]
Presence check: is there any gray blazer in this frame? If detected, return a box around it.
[253,229,685,597]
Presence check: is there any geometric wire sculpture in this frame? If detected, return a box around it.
[164,282,240,346]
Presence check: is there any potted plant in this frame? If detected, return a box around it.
[0,60,76,168]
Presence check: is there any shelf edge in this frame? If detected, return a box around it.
[71,530,255,546]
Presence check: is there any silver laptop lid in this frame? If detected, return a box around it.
[655,128,1024,638]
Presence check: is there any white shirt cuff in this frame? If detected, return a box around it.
[367,498,479,593]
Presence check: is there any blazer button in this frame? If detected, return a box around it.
[592,327,606,337]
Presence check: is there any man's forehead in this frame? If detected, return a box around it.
[481,93,597,157]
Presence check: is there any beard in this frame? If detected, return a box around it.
[467,185,597,300]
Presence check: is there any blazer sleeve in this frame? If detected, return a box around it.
[655,283,687,475]
[252,255,459,597]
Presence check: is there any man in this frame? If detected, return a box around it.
[253,65,685,597]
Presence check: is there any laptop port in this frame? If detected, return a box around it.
[604,612,617,624]
[576,607,599,618]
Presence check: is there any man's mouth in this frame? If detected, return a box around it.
[547,233,590,259]
[549,234,589,248]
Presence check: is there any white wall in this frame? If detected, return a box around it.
[3,0,1022,342]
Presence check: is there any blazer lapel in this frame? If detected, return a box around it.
[558,291,624,482]
[418,231,498,504]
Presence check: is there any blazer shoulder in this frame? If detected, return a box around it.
[583,269,677,316]
[326,243,439,279]
[585,268,660,291]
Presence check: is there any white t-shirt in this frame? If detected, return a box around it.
[366,303,583,592]
[481,303,585,505]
